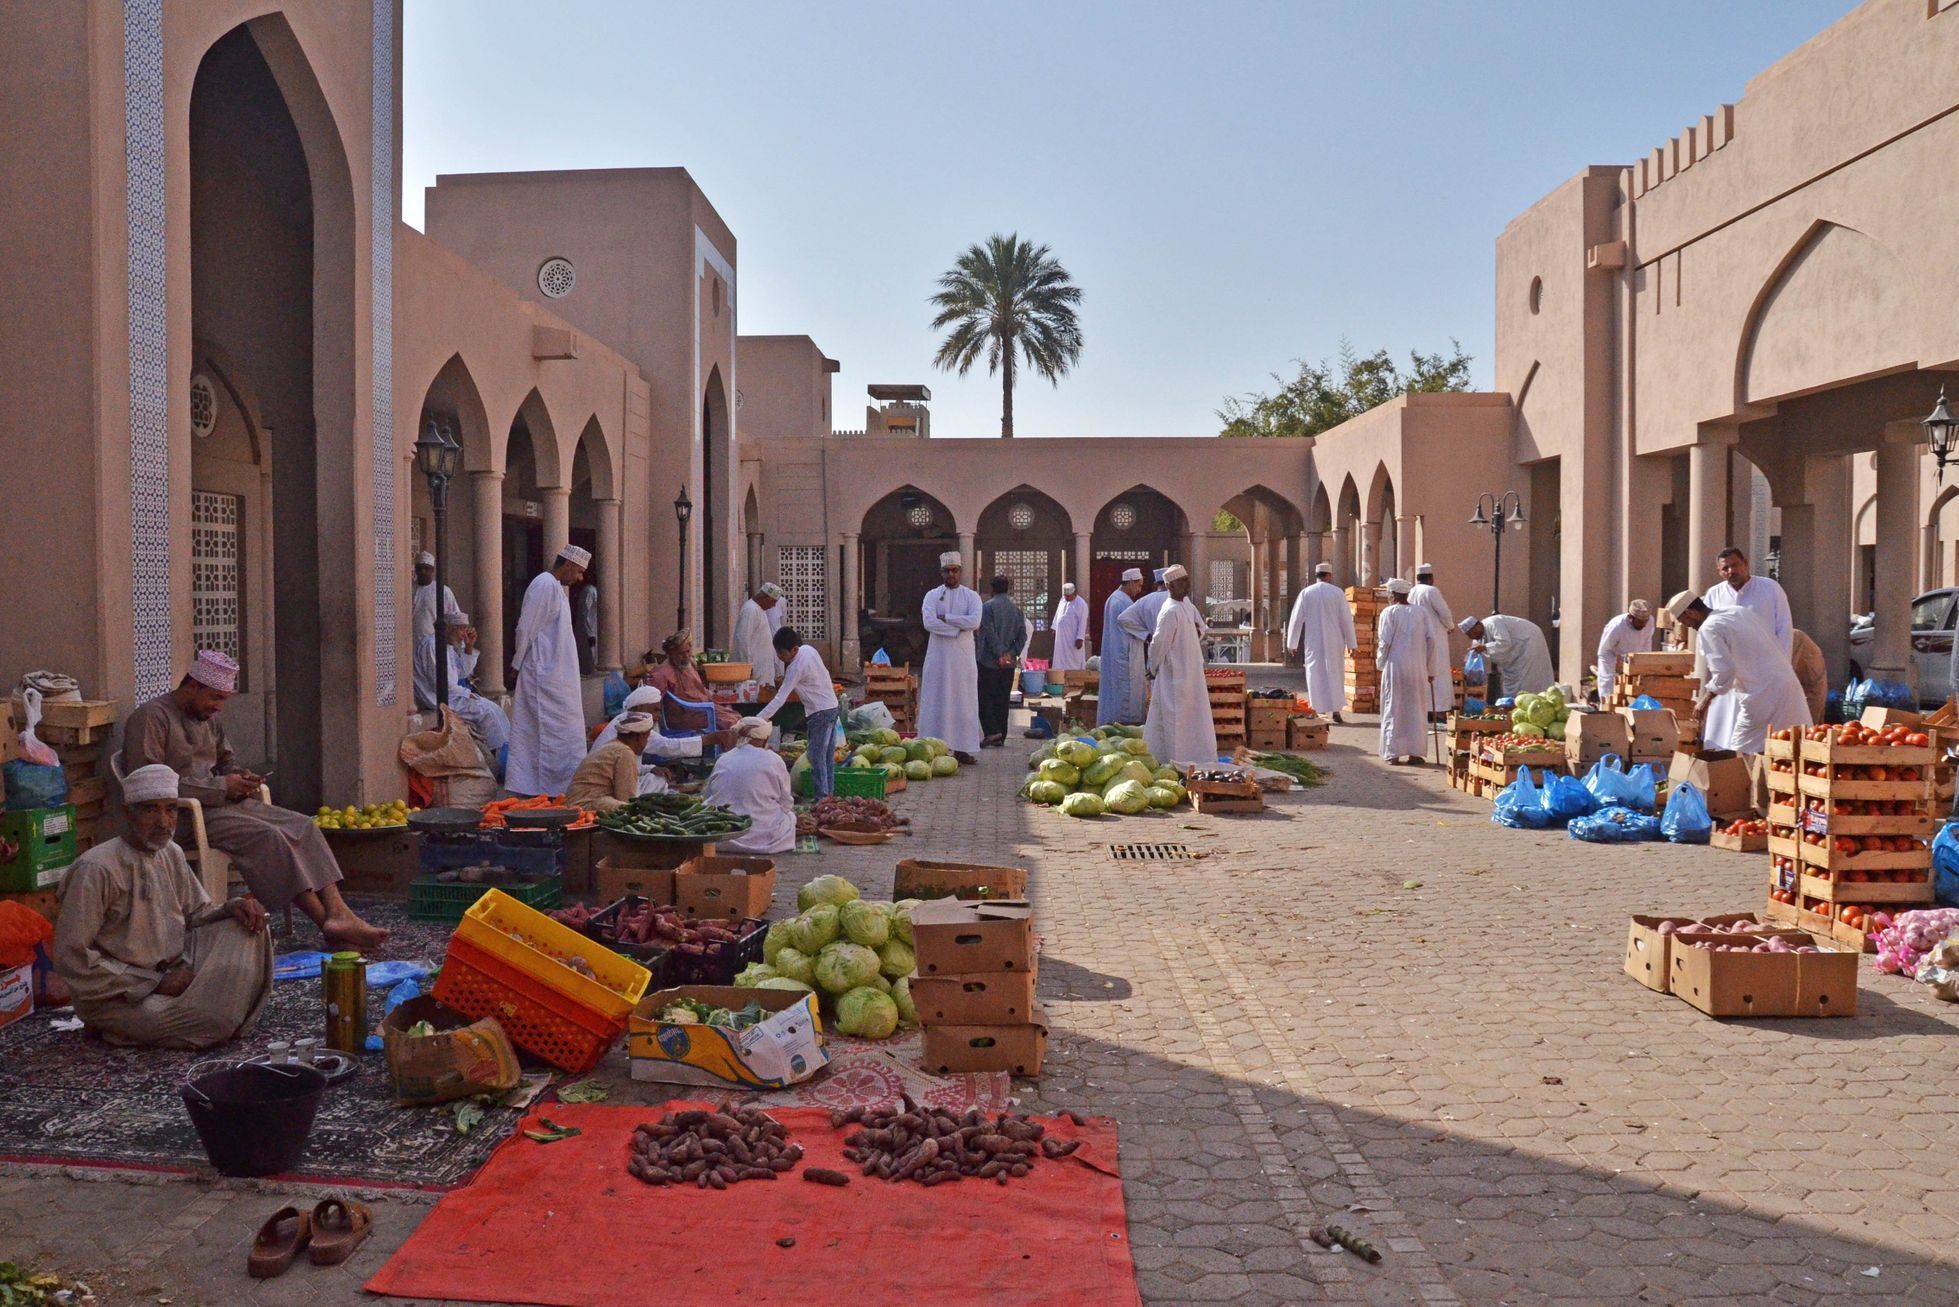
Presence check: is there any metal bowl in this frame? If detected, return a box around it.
[407,806,486,836]
[500,806,582,831]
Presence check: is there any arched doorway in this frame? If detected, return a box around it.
[1335,476,1363,586]
[500,401,552,682]
[568,418,612,674]
[702,367,732,645]
[976,487,1072,649]
[410,355,492,651]
[1929,487,1959,590]
[189,19,355,810]
[1218,486,1303,660]
[860,487,958,667]
[1089,487,1188,647]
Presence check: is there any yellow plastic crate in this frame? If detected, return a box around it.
[453,888,650,1022]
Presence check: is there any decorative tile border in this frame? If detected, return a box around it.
[371,0,397,705]
[124,0,171,700]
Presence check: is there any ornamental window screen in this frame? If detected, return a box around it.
[777,546,828,641]
[995,549,1050,631]
[191,490,243,685]
[1210,560,1235,601]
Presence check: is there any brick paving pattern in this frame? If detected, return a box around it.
[7,700,1959,1304]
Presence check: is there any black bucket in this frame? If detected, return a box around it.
[181,1061,329,1177]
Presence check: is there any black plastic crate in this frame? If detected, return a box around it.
[657,917,768,987]
[585,895,669,966]
[419,830,565,879]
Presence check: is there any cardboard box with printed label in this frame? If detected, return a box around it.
[893,858,1029,902]
[1566,709,1630,769]
[0,962,32,1034]
[1620,708,1679,761]
[919,1004,1049,1076]
[0,806,77,893]
[628,985,828,1088]
[908,968,1039,1024]
[910,899,1036,974]
[674,855,776,919]
[592,859,675,907]
[1668,750,1754,819]
[1666,930,1858,1018]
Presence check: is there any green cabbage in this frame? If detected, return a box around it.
[813,941,881,994]
[877,938,915,978]
[1027,779,1068,805]
[790,752,813,797]
[763,919,798,965]
[921,738,949,760]
[772,946,816,987]
[1120,738,1151,756]
[1038,759,1081,788]
[839,899,891,948]
[866,972,892,995]
[930,755,959,776]
[1145,784,1180,809]
[1115,759,1154,786]
[734,962,779,987]
[789,904,841,954]
[834,986,900,1038]
[1524,697,1558,728]
[1060,792,1105,818]
[1152,765,1181,784]
[889,903,917,945]
[1513,722,1546,739]
[1029,742,1059,767]
[890,976,918,1028]
[798,875,861,912]
[1083,755,1124,788]
[1056,740,1097,769]
[755,977,814,994]
[1103,779,1152,815]
[872,728,901,747]
[905,739,933,763]
[904,759,932,780]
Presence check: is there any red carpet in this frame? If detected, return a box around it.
[364,1102,1141,1306]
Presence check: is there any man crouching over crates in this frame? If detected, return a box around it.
[51,764,271,1049]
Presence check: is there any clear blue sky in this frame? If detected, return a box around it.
[403,0,1857,439]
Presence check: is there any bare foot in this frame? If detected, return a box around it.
[322,916,390,952]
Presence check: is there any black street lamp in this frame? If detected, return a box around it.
[414,415,463,711]
[1925,387,1956,485]
[1469,491,1526,614]
[674,486,694,632]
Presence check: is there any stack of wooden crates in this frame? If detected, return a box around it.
[32,700,117,860]
[860,663,917,734]
[1206,667,1246,751]
[1344,586,1384,714]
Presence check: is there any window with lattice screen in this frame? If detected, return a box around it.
[995,549,1050,631]
[1209,559,1235,601]
[192,490,244,688]
[777,546,827,641]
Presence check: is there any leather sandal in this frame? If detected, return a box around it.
[306,1197,373,1266]
[248,1205,311,1279]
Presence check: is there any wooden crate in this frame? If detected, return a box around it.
[1190,776,1262,815]
[38,700,118,731]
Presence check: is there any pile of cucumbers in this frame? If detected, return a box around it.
[595,792,751,841]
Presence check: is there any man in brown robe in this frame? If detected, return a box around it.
[123,650,387,950]
[52,764,272,1049]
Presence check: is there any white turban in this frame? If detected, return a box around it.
[1386,578,1412,595]
[939,552,962,569]
[1062,582,1076,594]
[1664,591,1701,621]
[1120,568,1143,583]
[736,715,773,744]
[1415,562,1434,576]
[622,685,663,711]
[613,712,656,737]
[122,764,180,805]
[416,551,435,568]
[1161,564,1189,583]
[1458,617,1481,635]
[557,544,592,568]
[760,582,785,599]
[1314,562,1333,576]
[1628,599,1652,616]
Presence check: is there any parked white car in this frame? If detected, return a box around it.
[1848,588,1955,702]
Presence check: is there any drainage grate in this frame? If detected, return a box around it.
[1109,842,1195,861]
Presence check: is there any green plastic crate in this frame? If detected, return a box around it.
[0,806,78,892]
[408,876,562,924]
[833,768,888,801]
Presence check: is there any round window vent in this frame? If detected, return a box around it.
[1110,502,1137,531]
[189,373,217,439]
[1008,503,1035,531]
[538,257,576,299]
[907,504,934,529]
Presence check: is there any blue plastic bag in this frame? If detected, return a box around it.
[1543,773,1596,826]
[1492,768,1551,829]
[602,669,630,719]
[1629,694,1663,711]
[1934,822,1959,908]
[1568,804,1662,843]
[1583,754,1637,807]
[871,648,892,665]
[1461,649,1488,693]
[2,760,68,811]
[1660,781,1713,844]
[1623,762,1659,812]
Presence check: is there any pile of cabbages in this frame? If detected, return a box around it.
[1018,725,1187,817]
[734,874,918,1040]
[1871,906,1959,976]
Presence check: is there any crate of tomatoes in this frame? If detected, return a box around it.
[1709,815,1768,853]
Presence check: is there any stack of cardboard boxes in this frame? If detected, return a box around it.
[1610,651,1697,753]
[898,858,1045,1077]
[0,699,109,921]
[1206,668,1246,751]
[1062,670,1099,727]
[1344,586,1383,713]
[861,663,917,734]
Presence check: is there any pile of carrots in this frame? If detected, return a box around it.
[479,794,596,830]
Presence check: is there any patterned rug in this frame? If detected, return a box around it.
[0,899,523,1189]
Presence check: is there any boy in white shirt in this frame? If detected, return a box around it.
[758,626,841,799]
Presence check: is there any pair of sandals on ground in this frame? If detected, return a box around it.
[248,1197,373,1278]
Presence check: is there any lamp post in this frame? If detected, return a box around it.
[1925,387,1956,484]
[414,415,463,711]
[1469,491,1527,614]
[674,486,693,632]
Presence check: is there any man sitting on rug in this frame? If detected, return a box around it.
[123,650,388,950]
[52,765,272,1050]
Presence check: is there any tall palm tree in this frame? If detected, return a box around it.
[929,234,1083,439]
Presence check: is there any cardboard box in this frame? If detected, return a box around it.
[910,899,1036,974]
[0,962,31,1033]
[1667,930,1858,1018]
[1247,727,1289,750]
[592,831,697,872]
[0,703,19,766]
[909,968,1039,1024]
[380,995,523,1106]
[628,985,827,1088]
[674,855,776,919]
[324,827,421,894]
[0,806,77,893]
[593,858,676,906]
[919,1006,1049,1076]
[893,858,1029,902]
[1566,709,1630,768]
[1620,707,1679,760]
[1669,750,1754,819]
[1622,913,1774,992]
[1288,716,1329,751]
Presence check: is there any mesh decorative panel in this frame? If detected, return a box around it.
[995,549,1050,631]
[371,0,397,705]
[1209,560,1235,601]
[777,546,827,642]
[191,491,243,682]
[124,0,170,699]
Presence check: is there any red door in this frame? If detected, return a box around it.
[1088,557,1130,648]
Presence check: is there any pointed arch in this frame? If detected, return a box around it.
[1737,220,1918,408]
[511,388,563,487]
[1308,482,1333,535]
[574,415,615,501]
[419,353,495,473]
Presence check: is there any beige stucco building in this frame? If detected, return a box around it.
[1,0,1952,806]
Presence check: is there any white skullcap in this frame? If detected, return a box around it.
[1415,562,1434,575]
[613,711,656,736]
[622,685,663,710]
[1315,562,1333,575]
[760,582,785,599]
[416,551,435,567]
[736,715,773,743]
[1628,599,1651,616]
[1664,591,1700,621]
[1062,582,1076,593]
[557,544,592,568]
[122,764,180,805]
[939,552,962,569]
[1162,564,1189,582]
[448,611,470,628]
[1458,617,1480,635]
[1120,568,1144,582]
[187,649,239,693]
[1152,568,1167,583]
[1386,578,1412,595]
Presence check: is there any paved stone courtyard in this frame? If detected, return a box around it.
[7,701,1959,1305]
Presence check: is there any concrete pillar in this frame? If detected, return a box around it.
[1871,428,1923,684]
[1686,432,1736,594]
[1309,530,1329,570]
[1332,526,1352,587]
[1072,530,1092,600]
[1622,455,1670,615]
[595,498,623,672]
[470,470,506,695]
[1396,515,1418,581]
[540,487,571,559]
[840,533,861,669]
[1288,532,1306,599]
[1265,535,1283,630]
[1188,533,1210,603]
[1360,519,1379,584]
[1248,539,1264,654]
[957,531,976,582]
[747,532,764,594]
[1923,522,1941,595]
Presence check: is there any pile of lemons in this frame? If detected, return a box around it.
[314,800,410,831]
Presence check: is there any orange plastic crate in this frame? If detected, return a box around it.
[433,935,624,1073]
[453,888,649,1022]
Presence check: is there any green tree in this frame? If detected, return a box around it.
[1217,338,1473,438]
[930,234,1084,439]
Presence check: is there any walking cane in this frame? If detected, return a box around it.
[1429,677,1443,767]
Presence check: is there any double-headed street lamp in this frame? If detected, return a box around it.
[1469,491,1526,614]
[414,415,464,710]
[674,486,694,632]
